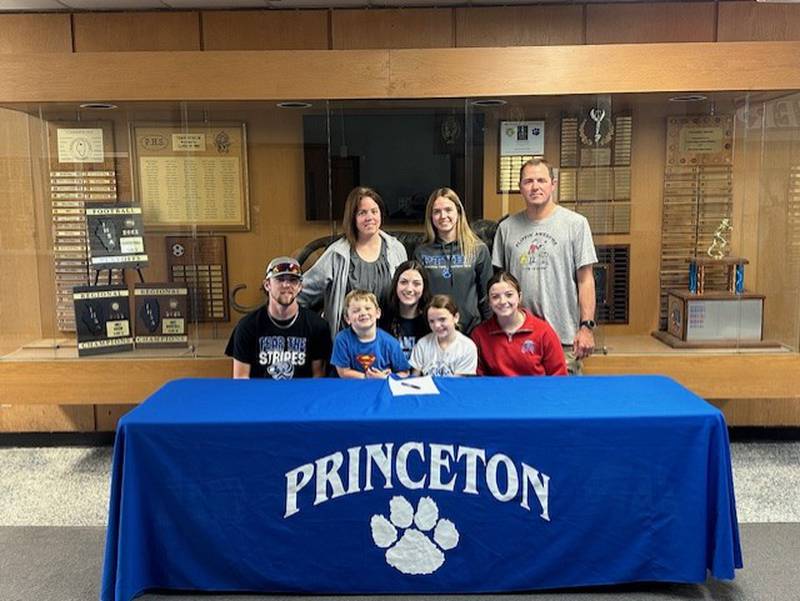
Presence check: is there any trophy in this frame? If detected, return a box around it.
[688,218,744,295]
[658,217,767,346]
[707,218,732,260]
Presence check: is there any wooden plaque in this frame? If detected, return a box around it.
[666,115,733,167]
[134,283,189,348]
[131,123,250,231]
[72,285,133,357]
[166,236,229,322]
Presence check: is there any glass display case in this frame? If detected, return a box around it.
[1,39,799,428]
[4,93,799,359]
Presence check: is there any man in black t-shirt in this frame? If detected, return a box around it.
[225,256,331,379]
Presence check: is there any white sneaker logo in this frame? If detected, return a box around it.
[370,495,459,574]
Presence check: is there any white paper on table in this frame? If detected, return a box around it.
[388,375,440,396]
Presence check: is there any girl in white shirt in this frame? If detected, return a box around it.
[410,294,478,377]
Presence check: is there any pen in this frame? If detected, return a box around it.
[400,382,421,390]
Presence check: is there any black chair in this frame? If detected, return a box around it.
[232,219,501,314]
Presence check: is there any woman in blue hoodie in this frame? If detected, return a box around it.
[414,188,493,334]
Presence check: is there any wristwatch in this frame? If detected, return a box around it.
[579,319,597,331]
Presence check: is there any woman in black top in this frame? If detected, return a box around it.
[379,259,431,360]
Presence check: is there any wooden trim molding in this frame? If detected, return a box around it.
[1,358,230,405]
[1,353,798,406]
[583,353,800,401]
[0,42,798,103]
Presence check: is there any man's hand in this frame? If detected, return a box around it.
[573,326,595,360]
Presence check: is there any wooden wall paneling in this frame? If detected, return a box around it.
[600,101,667,337]
[718,2,800,42]
[713,398,800,427]
[222,106,335,328]
[0,14,72,54]
[1,358,230,405]
[0,405,95,432]
[455,6,584,47]
[95,404,136,431]
[586,2,716,45]
[3,352,799,413]
[332,8,454,49]
[27,112,59,345]
[583,353,800,401]
[0,108,45,355]
[751,115,800,348]
[481,117,504,221]
[731,102,764,294]
[0,50,392,102]
[73,12,201,52]
[202,10,329,50]
[386,43,800,99]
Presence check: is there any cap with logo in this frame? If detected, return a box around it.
[265,256,302,280]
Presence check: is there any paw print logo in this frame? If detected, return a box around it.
[370,496,459,575]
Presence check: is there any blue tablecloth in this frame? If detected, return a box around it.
[101,376,742,601]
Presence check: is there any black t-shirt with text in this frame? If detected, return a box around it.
[380,312,430,360]
[225,307,331,379]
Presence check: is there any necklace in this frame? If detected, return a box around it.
[499,310,525,336]
[268,310,300,330]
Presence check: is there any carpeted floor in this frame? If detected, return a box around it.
[1,441,798,600]
[1,523,798,601]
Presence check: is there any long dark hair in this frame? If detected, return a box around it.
[384,259,431,336]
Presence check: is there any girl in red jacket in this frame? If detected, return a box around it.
[471,271,567,376]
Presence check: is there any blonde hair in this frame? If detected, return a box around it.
[344,289,380,314]
[342,187,386,247]
[423,187,481,260]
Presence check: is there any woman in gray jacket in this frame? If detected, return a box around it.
[299,186,407,339]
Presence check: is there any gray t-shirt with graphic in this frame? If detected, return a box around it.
[409,331,478,376]
[492,206,597,345]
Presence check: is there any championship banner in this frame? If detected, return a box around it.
[86,205,149,269]
[133,283,189,349]
[72,285,133,356]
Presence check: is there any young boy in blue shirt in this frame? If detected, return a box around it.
[332,290,410,379]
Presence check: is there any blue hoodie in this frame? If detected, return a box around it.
[414,238,493,334]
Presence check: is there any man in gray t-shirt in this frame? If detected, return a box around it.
[492,158,598,373]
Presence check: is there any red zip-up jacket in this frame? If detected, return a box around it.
[471,309,567,376]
